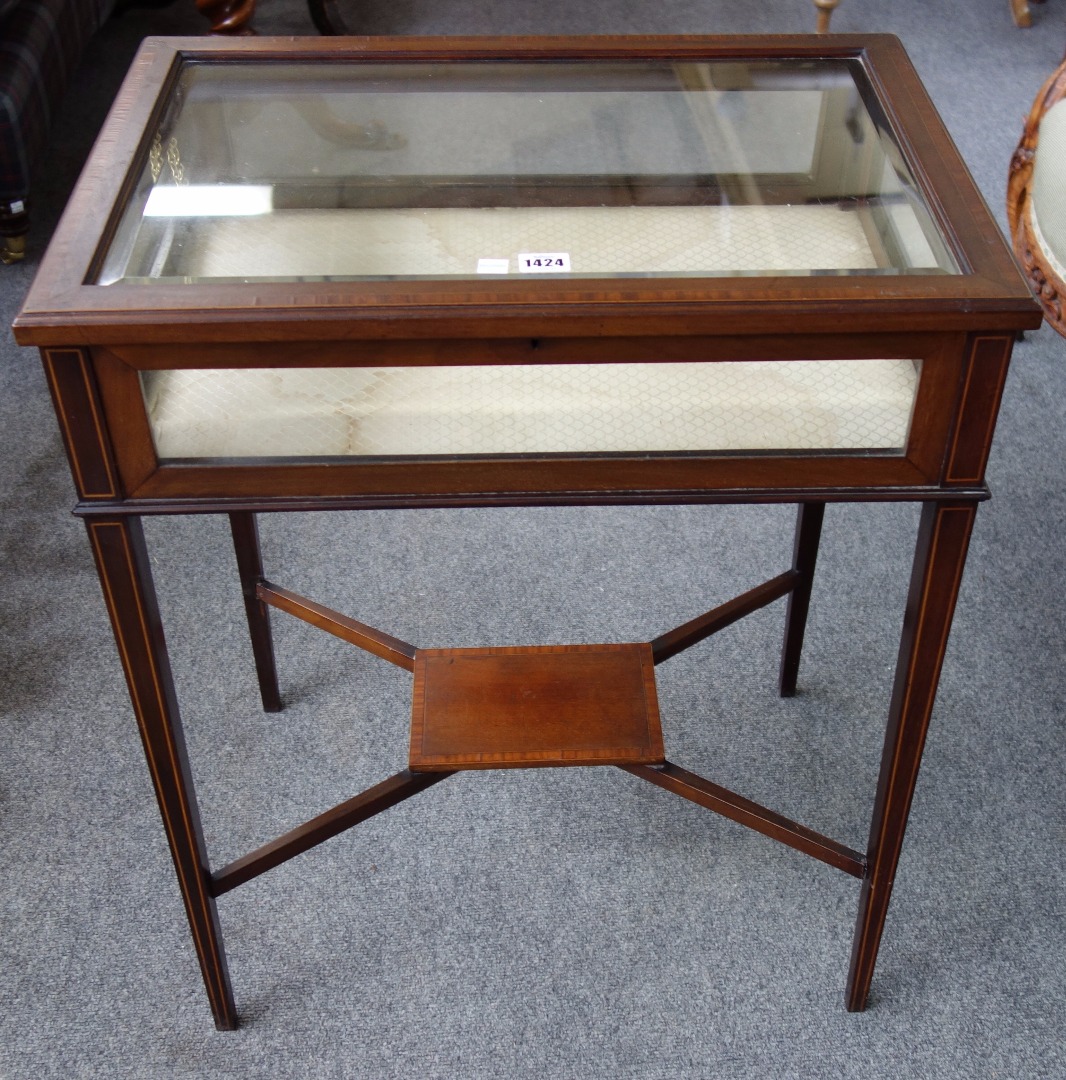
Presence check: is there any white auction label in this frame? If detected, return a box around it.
[517,252,571,273]
[476,258,510,274]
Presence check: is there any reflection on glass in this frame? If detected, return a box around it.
[141,359,920,459]
[98,59,958,284]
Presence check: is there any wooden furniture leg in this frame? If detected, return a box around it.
[779,501,825,697]
[86,515,239,1030]
[814,0,841,33]
[1011,0,1032,27]
[195,0,257,34]
[229,512,283,713]
[307,0,350,34]
[846,500,977,1011]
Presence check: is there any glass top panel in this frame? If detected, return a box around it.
[96,57,960,285]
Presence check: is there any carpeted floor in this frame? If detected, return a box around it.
[2,0,1065,1077]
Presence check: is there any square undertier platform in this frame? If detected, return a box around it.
[409,643,665,770]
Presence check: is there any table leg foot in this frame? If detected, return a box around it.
[846,500,977,1010]
[814,0,841,33]
[87,516,238,1030]
[1010,0,1032,28]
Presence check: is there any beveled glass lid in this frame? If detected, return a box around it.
[96,56,959,285]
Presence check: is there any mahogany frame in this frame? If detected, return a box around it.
[14,36,1041,1030]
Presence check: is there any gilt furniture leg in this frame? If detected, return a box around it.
[1,234,25,264]
[779,501,825,697]
[229,512,282,713]
[846,500,977,1011]
[1,199,28,264]
[86,515,238,1030]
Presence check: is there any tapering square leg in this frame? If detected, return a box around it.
[846,500,977,1011]
[86,516,238,1030]
[229,512,283,713]
[779,501,825,697]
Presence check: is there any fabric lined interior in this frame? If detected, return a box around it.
[137,203,882,280]
[142,359,920,459]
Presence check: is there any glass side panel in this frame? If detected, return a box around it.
[141,359,921,459]
[97,58,959,284]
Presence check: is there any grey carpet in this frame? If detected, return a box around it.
[2,0,1066,1077]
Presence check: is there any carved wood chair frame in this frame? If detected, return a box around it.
[1008,55,1066,337]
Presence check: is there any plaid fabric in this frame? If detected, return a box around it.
[0,0,113,205]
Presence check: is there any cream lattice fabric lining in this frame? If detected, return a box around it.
[143,360,919,459]
[174,204,878,278]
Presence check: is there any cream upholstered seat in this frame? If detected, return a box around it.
[1009,56,1066,338]
[1031,101,1066,285]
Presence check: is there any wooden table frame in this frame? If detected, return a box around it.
[14,36,1041,1029]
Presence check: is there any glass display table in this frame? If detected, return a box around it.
[14,35,1041,1029]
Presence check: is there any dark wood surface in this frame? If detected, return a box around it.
[228,512,282,712]
[410,644,664,770]
[12,36,1044,1026]
[195,0,256,35]
[86,329,971,507]
[622,761,866,878]
[846,500,977,1010]
[13,37,1038,350]
[651,570,799,664]
[778,502,826,697]
[85,516,238,1030]
[257,581,418,670]
[210,770,454,897]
